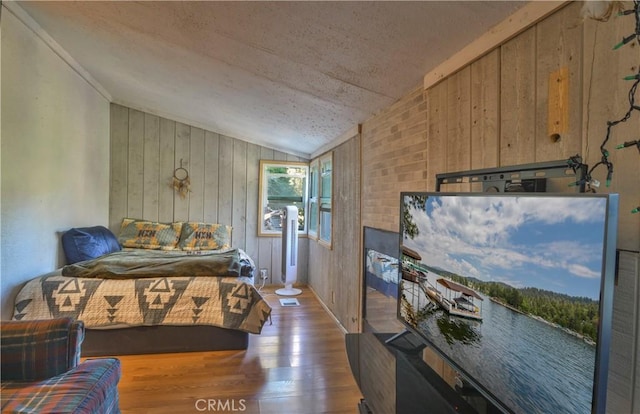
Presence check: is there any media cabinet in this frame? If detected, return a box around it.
[346,332,501,414]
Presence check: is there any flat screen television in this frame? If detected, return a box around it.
[397,192,618,414]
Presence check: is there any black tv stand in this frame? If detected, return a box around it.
[347,332,492,414]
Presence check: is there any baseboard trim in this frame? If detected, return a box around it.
[307,285,349,335]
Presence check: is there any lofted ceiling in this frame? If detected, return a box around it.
[14,1,528,158]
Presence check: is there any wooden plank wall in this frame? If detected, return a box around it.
[308,134,361,333]
[109,103,309,285]
[582,5,640,413]
[358,2,639,413]
[362,1,638,252]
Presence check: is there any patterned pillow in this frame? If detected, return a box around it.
[178,222,232,251]
[118,219,182,250]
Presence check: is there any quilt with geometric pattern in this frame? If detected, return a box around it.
[12,274,271,334]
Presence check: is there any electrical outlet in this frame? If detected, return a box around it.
[259,268,268,280]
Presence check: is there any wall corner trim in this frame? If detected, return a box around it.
[311,124,360,159]
[3,1,112,101]
[423,0,569,90]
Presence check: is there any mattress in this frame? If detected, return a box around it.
[12,249,271,335]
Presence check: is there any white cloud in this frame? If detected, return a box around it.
[402,194,606,290]
[566,263,601,279]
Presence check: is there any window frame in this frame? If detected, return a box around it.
[309,152,332,248]
[318,152,333,247]
[258,160,309,237]
[308,158,320,240]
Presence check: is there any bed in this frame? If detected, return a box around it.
[11,221,272,356]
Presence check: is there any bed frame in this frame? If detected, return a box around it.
[82,325,249,356]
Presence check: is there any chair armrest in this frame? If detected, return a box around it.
[1,318,85,381]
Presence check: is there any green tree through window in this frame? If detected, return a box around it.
[258,161,309,236]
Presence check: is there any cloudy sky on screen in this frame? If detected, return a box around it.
[402,195,609,300]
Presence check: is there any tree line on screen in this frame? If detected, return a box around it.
[427,267,599,342]
[401,195,598,343]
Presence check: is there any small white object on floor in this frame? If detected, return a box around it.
[279,298,300,307]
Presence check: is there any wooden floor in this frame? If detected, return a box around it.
[115,287,363,413]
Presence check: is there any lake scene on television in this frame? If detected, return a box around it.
[399,194,609,414]
[366,249,399,298]
[364,248,404,333]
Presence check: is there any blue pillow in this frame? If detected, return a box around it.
[62,226,121,264]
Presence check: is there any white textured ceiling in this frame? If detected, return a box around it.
[16,1,527,158]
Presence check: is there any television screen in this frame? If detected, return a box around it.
[398,192,618,414]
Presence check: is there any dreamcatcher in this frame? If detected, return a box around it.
[172,160,191,199]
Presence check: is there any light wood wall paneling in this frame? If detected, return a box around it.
[308,135,361,330]
[245,142,261,281]
[635,254,640,414]
[257,147,275,284]
[297,238,309,286]
[470,49,501,171]
[109,105,308,288]
[218,135,234,227]
[309,246,331,310]
[173,122,191,222]
[127,109,144,219]
[270,234,283,289]
[232,140,248,249]
[158,118,175,223]
[446,66,472,192]
[582,4,640,252]
[357,3,639,411]
[426,82,448,192]
[143,113,160,222]
[606,251,639,414]
[534,1,583,162]
[581,6,640,412]
[500,27,537,166]
[109,104,129,231]
[187,127,205,221]
[203,131,220,223]
[333,136,361,331]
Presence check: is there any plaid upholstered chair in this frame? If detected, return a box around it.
[1,318,121,413]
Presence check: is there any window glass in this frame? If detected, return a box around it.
[259,161,309,236]
[308,160,319,238]
[318,153,332,247]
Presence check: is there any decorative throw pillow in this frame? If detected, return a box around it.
[178,222,232,251]
[62,226,121,264]
[118,219,182,250]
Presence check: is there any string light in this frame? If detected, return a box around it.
[588,0,640,192]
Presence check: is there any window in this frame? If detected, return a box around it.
[318,153,332,246]
[307,152,332,247]
[258,161,309,237]
[308,159,319,239]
